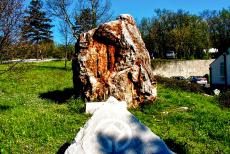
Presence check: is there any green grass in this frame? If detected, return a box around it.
[0,61,89,153]
[131,85,230,153]
[0,61,230,153]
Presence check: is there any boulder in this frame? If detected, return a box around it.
[65,97,173,154]
[72,14,157,107]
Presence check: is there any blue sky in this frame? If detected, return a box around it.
[112,0,230,19]
[50,0,230,44]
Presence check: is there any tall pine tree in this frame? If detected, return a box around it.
[22,0,53,44]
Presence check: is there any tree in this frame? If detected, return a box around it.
[140,9,211,59]
[75,8,94,33]
[21,0,53,59]
[138,17,155,57]
[22,0,53,43]
[187,16,210,59]
[75,0,112,31]
[0,0,24,61]
[46,0,112,39]
[201,8,230,54]
[59,22,74,68]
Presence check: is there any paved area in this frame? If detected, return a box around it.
[1,58,60,64]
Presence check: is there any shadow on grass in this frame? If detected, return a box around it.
[164,138,187,154]
[39,88,74,104]
[57,142,71,154]
[0,104,13,111]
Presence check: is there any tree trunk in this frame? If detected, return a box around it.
[64,49,67,69]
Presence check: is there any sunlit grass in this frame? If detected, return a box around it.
[0,61,229,153]
[0,61,89,153]
[131,85,230,153]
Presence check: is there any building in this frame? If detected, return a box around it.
[210,48,230,88]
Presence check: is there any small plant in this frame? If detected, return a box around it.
[68,98,85,113]
[219,91,230,108]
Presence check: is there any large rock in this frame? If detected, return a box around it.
[65,97,173,154]
[73,14,157,107]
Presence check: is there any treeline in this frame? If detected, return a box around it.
[0,0,76,63]
[139,8,230,59]
[0,0,112,63]
[1,43,74,60]
[1,0,229,62]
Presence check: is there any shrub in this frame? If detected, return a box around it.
[155,75,205,93]
[219,91,230,108]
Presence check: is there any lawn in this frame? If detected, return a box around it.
[0,61,229,153]
[0,61,89,153]
[131,85,230,153]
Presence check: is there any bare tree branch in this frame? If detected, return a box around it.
[46,0,78,39]
[0,0,24,60]
[58,22,74,68]
[45,0,113,39]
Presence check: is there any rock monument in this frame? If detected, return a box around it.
[72,14,157,107]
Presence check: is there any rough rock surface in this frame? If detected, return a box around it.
[73,14,157,107]
[65,97,173,154]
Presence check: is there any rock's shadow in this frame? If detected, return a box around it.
[39,88,74,104]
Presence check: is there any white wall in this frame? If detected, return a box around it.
[211,55,225,85]
[152,59,214,78]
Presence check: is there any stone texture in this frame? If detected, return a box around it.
[65,97,173,154]
[73,14,157,107]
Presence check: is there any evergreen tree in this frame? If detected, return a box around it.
[21,0,53,44]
